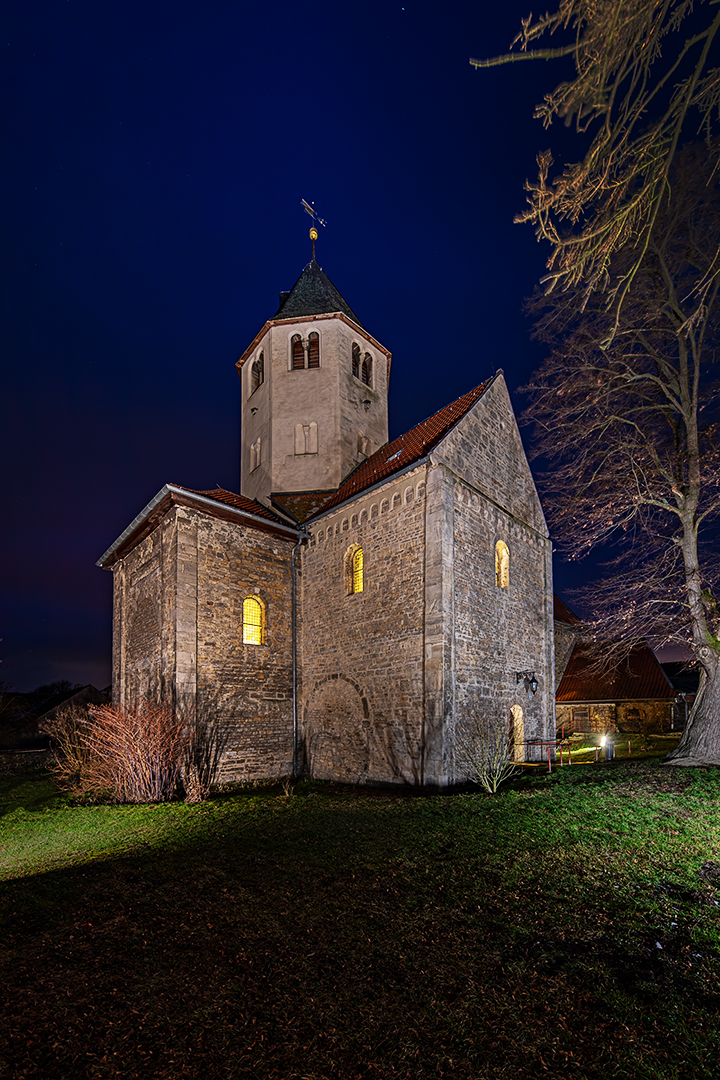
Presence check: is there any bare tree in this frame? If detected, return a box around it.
[523,147,720,764]
[454,710,519,793]
[472,0,720,336]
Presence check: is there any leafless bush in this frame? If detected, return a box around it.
[40,704,107,798]
[455,712,519,794]
[42,700,228,803]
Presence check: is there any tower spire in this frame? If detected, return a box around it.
[301,198,327,261]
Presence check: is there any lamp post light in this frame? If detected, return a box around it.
[516,671,539,700]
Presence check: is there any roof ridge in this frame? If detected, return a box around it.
[309,375,496,519]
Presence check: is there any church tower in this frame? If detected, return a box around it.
[236,260,391,509]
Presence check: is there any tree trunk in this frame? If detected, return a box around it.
[666,650,720,765]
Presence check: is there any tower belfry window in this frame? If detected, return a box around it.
[291,334,305,370]
[251,351,264,393]
[352,342,361,379]
[308,332,320,368]
[361,353,372,387]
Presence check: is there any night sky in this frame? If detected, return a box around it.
[2,0,586,692]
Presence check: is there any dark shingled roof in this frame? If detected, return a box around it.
[557,642,676,702]
[309,376,495,518]
[272,260,364,326]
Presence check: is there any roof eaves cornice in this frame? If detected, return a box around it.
[97,484,307,569]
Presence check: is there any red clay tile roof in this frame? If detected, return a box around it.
[181,486,291,525]
[554,594,581,625]
[309,376,495,517]
[557,642,676,702]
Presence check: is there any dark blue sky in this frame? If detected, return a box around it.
[2,0,586,691]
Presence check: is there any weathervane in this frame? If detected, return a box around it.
[301,198,327,260]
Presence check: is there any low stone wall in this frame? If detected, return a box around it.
[0,749,51,775]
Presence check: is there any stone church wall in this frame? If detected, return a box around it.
[301,466,429,785]
[450,476,555,772]
[113,505,296,783]
[431,377,555,768]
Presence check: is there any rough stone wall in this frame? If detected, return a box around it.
[450,470,555,774]
[555,700,675,735]
[112,506,296,781]
[435,374,548,537]
[434,376,555,772]
[301,466,428,785]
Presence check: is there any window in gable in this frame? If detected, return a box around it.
[242,596,265,645]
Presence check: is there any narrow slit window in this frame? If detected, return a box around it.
[352,547,364,594]
[291,334,305,370]
[361,353,372,387]
[307,332,320,368]
[495,541,510,588]
[242,596,265,645]
[352,342,361,378]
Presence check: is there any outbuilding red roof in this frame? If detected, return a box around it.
[310,376,495,517]
[557,641,676,702]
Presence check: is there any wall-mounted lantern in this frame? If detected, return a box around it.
[516,671,539,699]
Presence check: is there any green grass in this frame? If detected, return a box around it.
[2,758,720,1079]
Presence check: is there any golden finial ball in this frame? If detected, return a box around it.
[309,227,318,240]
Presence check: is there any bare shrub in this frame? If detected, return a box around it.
[43,701,199,803]
[455,712,519,794]
[41,704,110,798]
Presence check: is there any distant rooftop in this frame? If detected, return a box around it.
[557,641,675,702]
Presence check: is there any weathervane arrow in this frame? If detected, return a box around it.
[301,199,327,260]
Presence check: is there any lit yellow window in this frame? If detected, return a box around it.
[495,541,509,588]
[242,596,264,645]
[352,547,364,594]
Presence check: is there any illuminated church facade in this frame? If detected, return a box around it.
[98,259,555,786]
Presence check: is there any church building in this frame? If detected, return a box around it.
[98,257,556,786]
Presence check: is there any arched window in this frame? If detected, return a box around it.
[352,342,361,378]
[352,547,364,594]
[510,705,524,763]
[361,352,372,387]
[251,351,264,393]
[291,334,305,370]
[495,541,510,588]
[307,332,320,368]
[242,596,265,645]
[345,544,364,594]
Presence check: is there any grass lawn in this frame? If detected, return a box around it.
[2,751,720,1079]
